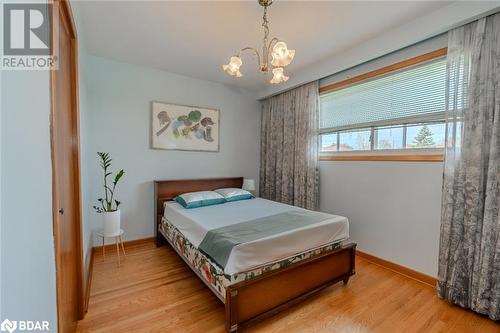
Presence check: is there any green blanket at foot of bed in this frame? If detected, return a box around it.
[198,210,333,269]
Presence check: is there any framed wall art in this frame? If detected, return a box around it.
[151,101,219,152]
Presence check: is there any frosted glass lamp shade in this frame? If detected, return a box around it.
[242,179,256,191]
[269,67,289,84]
[271,41,295,67]
[222,56,243,77]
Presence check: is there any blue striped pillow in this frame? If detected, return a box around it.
[174,191,226,209]
[214,188,255,202]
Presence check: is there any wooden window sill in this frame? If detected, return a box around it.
[320,154,444,162]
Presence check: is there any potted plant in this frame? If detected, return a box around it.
[93,152,125,235]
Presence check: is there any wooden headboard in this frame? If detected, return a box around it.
[154,177,244,246]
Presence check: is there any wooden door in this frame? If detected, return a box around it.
[50,1,84,332]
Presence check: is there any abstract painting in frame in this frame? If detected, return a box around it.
[151,101,220,152]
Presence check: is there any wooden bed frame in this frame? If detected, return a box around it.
[155,177,356,332]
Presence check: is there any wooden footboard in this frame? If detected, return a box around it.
[225,243,356,332]
[154,178,356,332]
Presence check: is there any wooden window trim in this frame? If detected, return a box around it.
[319,48,448,161]
[320,154,444,162]
[319,47,448,94]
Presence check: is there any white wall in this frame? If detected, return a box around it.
[318,37,447,277]
[320,162,443,276]
[0,34,3,318]
[72,0,93,296]
[84,55,261,245]
[1,70,58,327]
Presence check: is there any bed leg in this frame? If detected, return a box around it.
[156,233,166,247]
[225,289,239,333]
[343,276,350,285]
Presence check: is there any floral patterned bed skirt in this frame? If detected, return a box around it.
[159,217,344,300]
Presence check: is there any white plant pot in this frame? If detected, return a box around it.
[103,210,121,236]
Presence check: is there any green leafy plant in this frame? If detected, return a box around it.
[93,152,125,213]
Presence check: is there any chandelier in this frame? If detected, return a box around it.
[222,0,295,84]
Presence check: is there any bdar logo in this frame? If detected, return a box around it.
[0,319,49,332]
[0,319,17,333]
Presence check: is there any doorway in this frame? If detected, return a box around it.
[50,1,84,332]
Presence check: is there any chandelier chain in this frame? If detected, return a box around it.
[262,5,269,43]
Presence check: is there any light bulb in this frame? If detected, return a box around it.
[222,56,243,77]
[269,67,289,84]
[271,41,295,67]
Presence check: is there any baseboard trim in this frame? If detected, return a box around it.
[83,237,154,313]
[85,241,436,301]
[83,247,95,315]
[356,250,437,287]
[93,237,155,253]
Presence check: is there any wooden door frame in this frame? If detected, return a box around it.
[49,0,85,326]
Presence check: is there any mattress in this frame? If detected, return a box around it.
[163,198,349,275]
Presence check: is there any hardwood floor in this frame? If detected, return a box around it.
[77,241,499,333]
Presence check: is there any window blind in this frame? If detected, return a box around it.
[320,58,447,132]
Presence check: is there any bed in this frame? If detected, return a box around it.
[155,177,356,332]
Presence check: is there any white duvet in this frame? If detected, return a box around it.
[164,198,349,275]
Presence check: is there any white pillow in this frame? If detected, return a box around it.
[214,188,255,202]
[174,191,226,209]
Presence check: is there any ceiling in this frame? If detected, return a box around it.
[77,1,452,92]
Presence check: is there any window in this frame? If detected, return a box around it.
[322,122,446,152]
[319,49,447,161]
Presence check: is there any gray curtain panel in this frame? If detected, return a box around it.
[438,12,500,320]
[260,81,319,210]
